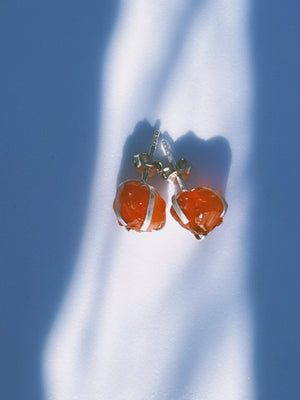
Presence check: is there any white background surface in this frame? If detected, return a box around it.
[43,1,254,399]
[2,0,299,399]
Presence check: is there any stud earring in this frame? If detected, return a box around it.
[113,130,166,232]
[161,139,228,240]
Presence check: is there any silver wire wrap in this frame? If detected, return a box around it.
[171,194,189,225]
[140,185,156,232]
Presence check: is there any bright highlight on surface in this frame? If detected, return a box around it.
[43,0,254,399]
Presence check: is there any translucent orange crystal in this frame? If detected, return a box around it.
[170,187,226,237]
[113,180,166,232]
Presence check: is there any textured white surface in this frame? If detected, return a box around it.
[43,0,254,399]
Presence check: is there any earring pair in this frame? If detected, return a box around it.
[113,130,227,240]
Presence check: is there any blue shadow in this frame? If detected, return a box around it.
[0,1,119,399]
[251,1,300,399]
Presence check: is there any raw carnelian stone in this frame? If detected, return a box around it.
[170,187,226,237]
[113,180,166,232]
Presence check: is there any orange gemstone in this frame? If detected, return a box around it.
[113,180,166,232]
[170,187,226,237]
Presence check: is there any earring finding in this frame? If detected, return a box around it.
[161,139,227,240]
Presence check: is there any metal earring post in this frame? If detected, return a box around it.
[132,130,162,183]
[141,130,161,182]
[161,139,188,191]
